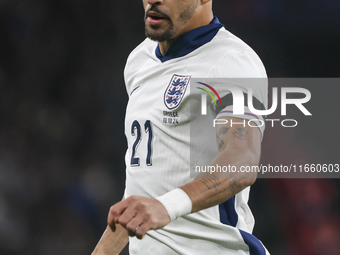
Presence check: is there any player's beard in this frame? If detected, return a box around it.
[145,20,175,42]
[145,4,198,42]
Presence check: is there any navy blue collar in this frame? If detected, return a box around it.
[155,16,224,63]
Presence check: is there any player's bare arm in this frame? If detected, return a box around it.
[92,197,129,255]
[180,116,260,212]
[91,224,129,255]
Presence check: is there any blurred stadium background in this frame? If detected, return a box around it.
[0,0,339,254]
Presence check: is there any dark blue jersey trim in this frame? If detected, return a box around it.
[219,197,267,254]
[219,196,238,227]
[239,230,266,255]
[155,16,224,63]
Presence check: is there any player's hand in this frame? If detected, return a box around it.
[108,196,171,240]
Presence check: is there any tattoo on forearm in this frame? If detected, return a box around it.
[203,188,228,202]
[202,178,240,202]
[197,174,221,190]
[216,127,230,149]
[232,127,248,140]
[216,134,224,149]
[219,127,230,135]
[229,179,238,194]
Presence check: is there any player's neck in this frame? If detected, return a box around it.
[158,40,176,56]
[158,12,214,56]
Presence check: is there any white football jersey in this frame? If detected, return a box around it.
[123,17,270,255]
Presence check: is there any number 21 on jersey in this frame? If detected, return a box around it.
[130,120,153,167]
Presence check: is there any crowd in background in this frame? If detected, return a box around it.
[0,0,339,254]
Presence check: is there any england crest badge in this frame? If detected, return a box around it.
[164,74,191,110]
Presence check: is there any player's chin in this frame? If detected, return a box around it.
[145,29,172,42]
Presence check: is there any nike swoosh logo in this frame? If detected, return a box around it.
[130,85,141,96]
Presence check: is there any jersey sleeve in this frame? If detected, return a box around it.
[207,49,268,139]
